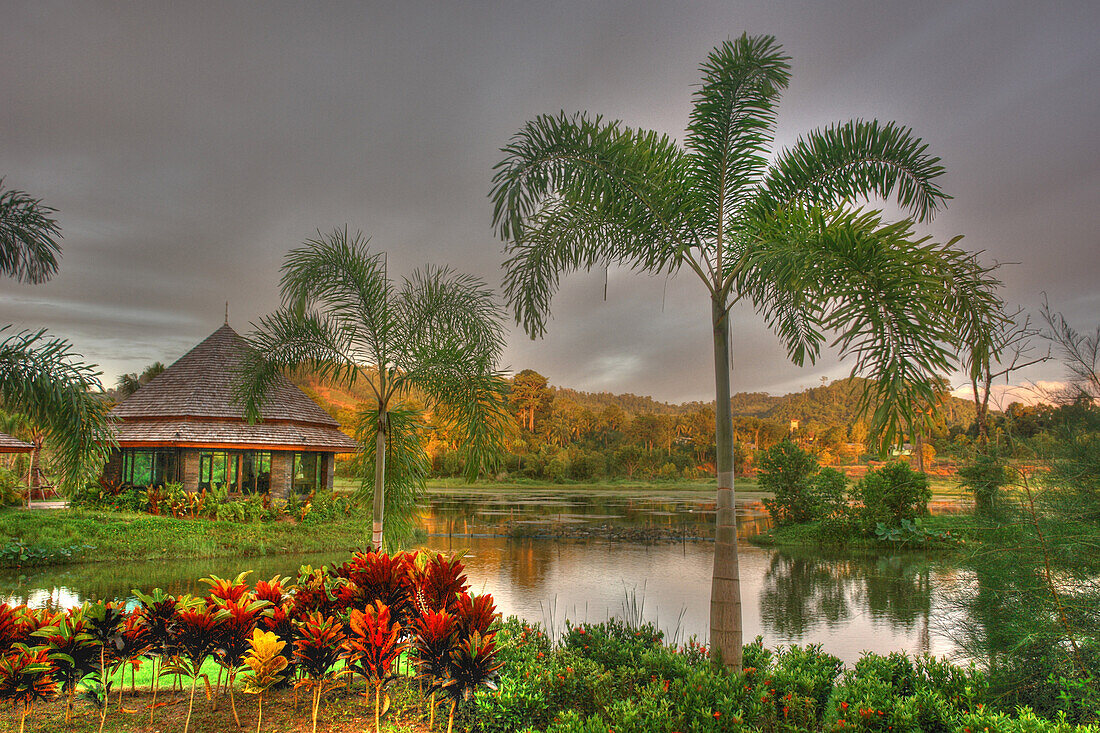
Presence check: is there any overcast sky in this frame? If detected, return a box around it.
[2,1,1097,404]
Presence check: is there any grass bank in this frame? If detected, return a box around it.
[0,508,378,566]
[747,512,975,550]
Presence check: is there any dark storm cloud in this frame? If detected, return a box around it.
[1,1,1097,402]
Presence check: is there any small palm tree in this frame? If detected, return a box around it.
[0,178,114,492]
[491,35,1001,666]
[239,228,509,548]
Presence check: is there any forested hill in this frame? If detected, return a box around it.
[553,377,972,427]
[293,372,975,431]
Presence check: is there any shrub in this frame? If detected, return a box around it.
[760,441,849,525]
[0,468,23,506]
[824,652,986,733]
[958,450,1011,517]
[854,462,930,533]
[759,440,821,524]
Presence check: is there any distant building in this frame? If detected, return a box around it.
[101,324,357,496]
[789,419,799,432]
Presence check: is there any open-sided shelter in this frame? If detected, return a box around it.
[101,324,357,497]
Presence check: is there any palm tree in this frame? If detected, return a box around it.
[238,228,510,548]
[490,35,1000,667]
[0,180,114,492]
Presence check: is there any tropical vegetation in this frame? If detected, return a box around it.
[490,35,1000,665]
[0,552,1094,732]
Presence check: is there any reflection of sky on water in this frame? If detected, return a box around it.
[0,492,962,665]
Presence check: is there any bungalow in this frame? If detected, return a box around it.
[101,323,357,497]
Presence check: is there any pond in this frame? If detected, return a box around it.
[0,489,964,665]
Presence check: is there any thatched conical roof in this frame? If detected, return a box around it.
[111,324,357,452]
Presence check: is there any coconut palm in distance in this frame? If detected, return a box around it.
[491,35,1000,667]
[0,179,114,491]
[238,228,510,549]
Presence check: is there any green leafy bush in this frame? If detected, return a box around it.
[823,652,986,732]
[0,467,24,505]
[759,441,850,526]
[854,462,930,533]
[957,450,1011,517]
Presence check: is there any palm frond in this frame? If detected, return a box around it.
[686,34,791,242]
[417,369,511,482]
[0,180,62,284]
[753,120,949,223]
[279,227,393,365]
[491,112,697,335]
[0,327,114,490]
[237,309,365,422]
[741,208,1000,447]
[391,265,506,381]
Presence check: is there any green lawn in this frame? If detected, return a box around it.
[0,508,376,565]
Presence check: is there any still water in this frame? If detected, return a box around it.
[0,489,961,664]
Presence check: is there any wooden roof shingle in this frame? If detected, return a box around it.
[110,324,357,452]
[113,324,337,425]
[0,432,33,454]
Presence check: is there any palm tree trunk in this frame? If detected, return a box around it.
[709,295,743,669]
[372,410,388,549]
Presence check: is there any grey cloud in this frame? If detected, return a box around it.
[1,0,1096,402]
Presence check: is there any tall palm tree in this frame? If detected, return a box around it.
[238,228,510,549]
[0,180,114,492]
[491,35,1000,667]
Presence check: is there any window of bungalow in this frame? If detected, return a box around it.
[121,449,176,487]
[239,451,272,494]
[292,452,322,495]
[198,451,237,491]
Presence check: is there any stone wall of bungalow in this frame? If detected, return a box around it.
[102,446,337,498]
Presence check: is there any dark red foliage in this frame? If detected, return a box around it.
[135,591,178,658]
[0,647,57,707]
[342,602,405,685]
[452,593,499,639]
[253,576,287,606]
[412,553,468,614]
[212,599,267,670]
[291,567,339,617]
[113,608,152,664]
[83,601,126,649]
[411,609,455,686]
[293,612,345,680]
[34,612,97,693]
[0,604,24,654]
[442,631,504,702]
[172,605,224,667]
[201,572,251,606]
